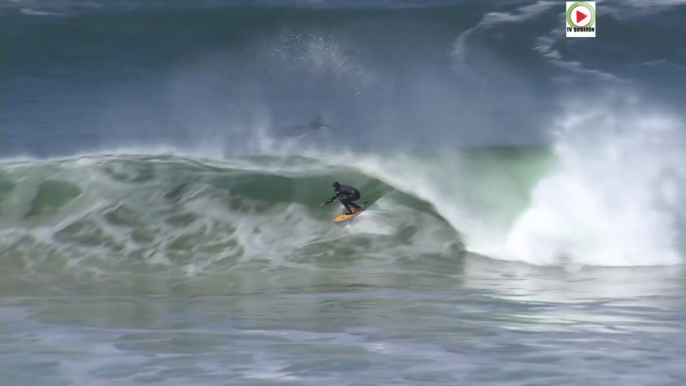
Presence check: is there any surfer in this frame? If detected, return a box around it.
[307,115,329,130]
[320,182,361,215]
[284,115,332,138]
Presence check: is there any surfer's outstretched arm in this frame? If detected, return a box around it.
[320,191,340,206]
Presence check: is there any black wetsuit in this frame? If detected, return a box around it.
[308,116,325,129]
[326,185,361,213]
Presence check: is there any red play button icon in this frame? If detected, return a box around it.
[576,11,587,23]
[570,5,592,27]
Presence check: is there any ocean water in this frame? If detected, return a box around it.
[2,0,686,385]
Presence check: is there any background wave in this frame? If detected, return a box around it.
[4,0,686,154]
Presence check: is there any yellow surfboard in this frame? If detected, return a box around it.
[333,202,369,223]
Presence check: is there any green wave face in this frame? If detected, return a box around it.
[0,147,555,295]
